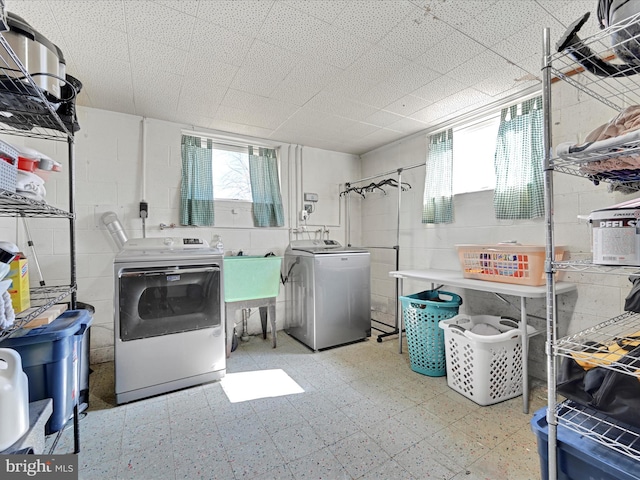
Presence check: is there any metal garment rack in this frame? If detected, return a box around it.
[343,162,425,343]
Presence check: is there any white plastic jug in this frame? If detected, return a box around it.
[0,348,29,451]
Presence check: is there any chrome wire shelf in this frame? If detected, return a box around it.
[0,34,72,140]
[548,10,640,190]
[555,311,640,377]
[0,284,76,339]
[557,400,640,462]
[0,189,73,218]
[549,11,640,111]
[554,260,640,274]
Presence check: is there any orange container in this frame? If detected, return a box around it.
[455,244,565,286]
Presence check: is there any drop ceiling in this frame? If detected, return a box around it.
[5,0,602,155]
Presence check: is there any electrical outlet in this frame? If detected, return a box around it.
[304,204,313,214]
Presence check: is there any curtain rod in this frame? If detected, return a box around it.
[347,162,425,185]
[180,128,282,149]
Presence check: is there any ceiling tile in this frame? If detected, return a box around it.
[196,1,275,35]
[189,18,254,67]
[303,91,378,121]
[153,0,199,15]
[342,122,382,138]
[22,0,126,33]
[341,45,411,87]
[258,2,372,69]
[364,110,404,128]
[383,95,433,116]
[378,10,459,60]
[332,0,415,43]
[360,128,406,148]
[387,116,428,134]
[283,0,348,23]
[472,64,540,97]
[125,1,195,51]
[382,62,441,96]
[415,35,486,75]
[352,83,406,110]
[58,24,128,69]
[270,59,343,106]
[129,37,188,75]
[178,83,227,118]
[462,1,550,48]
[447,49,514,87]
[408,0,478,27]
[412,75,468,103]
[181,54,238,88]
[229,40,299,96]
[131,69,183,115]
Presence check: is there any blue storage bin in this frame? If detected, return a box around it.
[400,290,462,377]
[0,310,93,434]
[531,406,640,480]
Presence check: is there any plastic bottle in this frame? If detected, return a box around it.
[0,348,29,451]
[213,235,224,253]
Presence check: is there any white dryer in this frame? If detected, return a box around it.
[113,237,225,404]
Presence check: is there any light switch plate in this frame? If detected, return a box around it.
[304,192,318,202]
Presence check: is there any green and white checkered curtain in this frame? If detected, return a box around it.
[494,96,544,220]
[180,135,215,226]
[422,129,454,224]
[249,146,284,227]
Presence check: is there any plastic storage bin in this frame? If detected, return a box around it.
[531,406,640,480]
[456,244,565,286]
[439,314,536,405]
[400,290,462,377]
[0,310,93,434]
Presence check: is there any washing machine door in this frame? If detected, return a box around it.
[117,264,221,341]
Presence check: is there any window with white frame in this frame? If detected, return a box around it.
[209,141,253,202]
[451,113,501,195]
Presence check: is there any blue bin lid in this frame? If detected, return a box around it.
[0,309,93,347]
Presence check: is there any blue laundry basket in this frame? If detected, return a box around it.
[400,290,462,377]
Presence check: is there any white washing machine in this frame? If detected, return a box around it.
[284,239,371,351]
[113,237,225,404]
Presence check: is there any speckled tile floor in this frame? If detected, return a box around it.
[46,333,547,480]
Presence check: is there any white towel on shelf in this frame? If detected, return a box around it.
[16,170,46,202]
[3,290,14,327]
[0,293,9,329]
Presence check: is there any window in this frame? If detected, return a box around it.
[452,113,500,195]
[180,134,285,227]
[209,142,253,201]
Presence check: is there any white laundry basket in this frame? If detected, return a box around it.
[439,314,537,406]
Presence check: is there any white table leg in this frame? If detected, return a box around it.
[520,296,529,414]
[398,277,404,354]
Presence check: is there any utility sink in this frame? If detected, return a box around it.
[223,256,282,303]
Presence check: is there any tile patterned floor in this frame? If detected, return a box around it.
[47,333,547,479]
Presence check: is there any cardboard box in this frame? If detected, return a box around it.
[8,254,30,312]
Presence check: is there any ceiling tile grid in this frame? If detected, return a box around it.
[3,0,612,155]
[124,1,195,51]
[331,0,416,44]
[195,0,275,34]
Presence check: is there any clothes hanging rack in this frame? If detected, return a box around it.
[343,162,424,346]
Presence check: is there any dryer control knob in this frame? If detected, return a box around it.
[163,237,174,246]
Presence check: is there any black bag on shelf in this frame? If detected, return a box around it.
[557,341,640,428]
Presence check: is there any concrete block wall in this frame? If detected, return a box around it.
[0,106,361,364]
[360,80,640,381]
